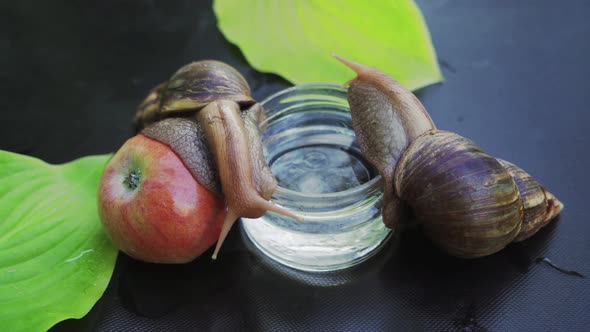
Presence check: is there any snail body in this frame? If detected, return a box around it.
[136,60,302,259]
[335,55,563,258]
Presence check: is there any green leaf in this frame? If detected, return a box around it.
[0,151,117,332]
[214,0,443,90]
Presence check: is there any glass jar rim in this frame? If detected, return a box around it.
[260,83,348,105]
[260,83,383,200]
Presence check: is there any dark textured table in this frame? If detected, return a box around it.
[2,1,589,331]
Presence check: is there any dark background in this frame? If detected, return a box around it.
[2,0,589,331]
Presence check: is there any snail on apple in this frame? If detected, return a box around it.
[98,61,302,263]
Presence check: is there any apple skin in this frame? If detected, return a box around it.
[98,134,226,263]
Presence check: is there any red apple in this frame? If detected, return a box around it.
[98,134,226,263]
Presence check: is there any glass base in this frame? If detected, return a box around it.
[242,216,392,272]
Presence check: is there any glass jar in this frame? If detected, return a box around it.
[241,84,391,272]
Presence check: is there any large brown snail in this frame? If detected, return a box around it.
[334,55,563,258]
[134,60,302,259]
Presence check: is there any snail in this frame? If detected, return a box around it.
[333,55,563,258]
[135,60,303,259]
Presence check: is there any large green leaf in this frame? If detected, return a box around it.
[214,0,443,90]
[0,151,117,332]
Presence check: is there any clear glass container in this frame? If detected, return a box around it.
[241,84,391,272]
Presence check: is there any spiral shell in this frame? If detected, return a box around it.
[161,60,254,113]
[498,159,563,242]
[134,82,167,128]
[395,130,524,258]
[135,60,255,129]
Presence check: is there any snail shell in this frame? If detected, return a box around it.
[395,131,524,258]
[498,159,563,242]
[135,60,255,129]
[161,60,255,113]
[395,132,564,257]
[135,82,167,128]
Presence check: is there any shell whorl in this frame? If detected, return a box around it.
[498,159,563,242]
[135,60,255,130]
[395,130,524,258]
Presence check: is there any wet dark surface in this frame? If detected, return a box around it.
[2,0,589,331]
